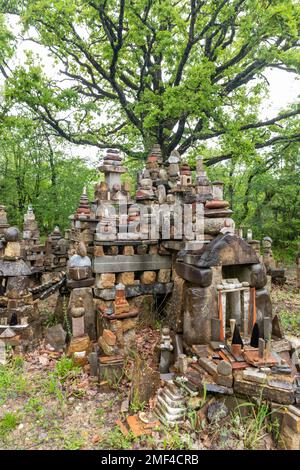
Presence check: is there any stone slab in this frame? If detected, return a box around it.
[183,233,259,268]
[175,261,212,287]
[161,240,185,251]
[234,373,295,405]
[93,282,173,300]
[203,383,234,395]
[66,278,95,289]
[94,240,158,246]
[93,254,172,273]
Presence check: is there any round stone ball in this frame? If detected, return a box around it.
[5,227,20,242]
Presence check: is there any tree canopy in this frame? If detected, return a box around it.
[0,1,299,255]
[0,0,299,163]
[0,115,97,232]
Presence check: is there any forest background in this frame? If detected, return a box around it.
[0,0,299,261]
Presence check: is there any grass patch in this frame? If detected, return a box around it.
[95,407,105,424]
[279,309,300,335]
[99,426,135,450]
[24,397,46,418]
[0,359,30,403]
[161,424,193,450]
[53,355,81,384]
[0,412,19,439]
[231,398,277,450]
[62,431,85,450]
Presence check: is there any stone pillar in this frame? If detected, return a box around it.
[241,288,250,336]
[227,291,241,329]
[68,287,96,340]
[221,291,227,340]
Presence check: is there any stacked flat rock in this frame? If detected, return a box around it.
[261,237,286,285]
[51,226,63,243]
[0,227,38,348]
[4,227,21,259]
[180,162,192,187]
[95,205,117,241]
[99,149,127,194]
[186,156,234,237]
[0,205,9,236]
[128,205,140,222]
[44,226,68,269]
[180,163,191,176]
[111,183,126,202]
[195,156,213,200]
[75,187,91,218]
[94,181,109,202]
[212,181,224,200]
[167,151,180,177]
[23,205,40,244]
[145,144,163,182]
[68,242,93,287]
[262,236,276,272]
[150,143,163,165]
[99,149,125,173]
[136,178,156,201]
[204,203,234,236]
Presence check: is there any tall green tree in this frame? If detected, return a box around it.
[0,115,97,232]
[0,0,299,162]
[206,138,300,258]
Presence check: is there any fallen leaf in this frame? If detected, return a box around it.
[92,434,100,444]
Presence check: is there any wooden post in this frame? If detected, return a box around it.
[252,287,257,326]
[242,288,250,336]
[218,290,225,341]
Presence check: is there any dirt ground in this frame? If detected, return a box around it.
[0,271,299,451]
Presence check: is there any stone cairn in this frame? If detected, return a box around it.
[22,205,44,272]
[0,204,70,352]
[1,143,299,448]
[262,236,286,285]
[66,145,247,382]
[0,227,39,351]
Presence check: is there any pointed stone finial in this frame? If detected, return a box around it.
[196,156,203,175]
[168,149,180,164]
[76,187,91,218]
[148,143,163,164]
[0,205,9,229]
[24,204,35,222]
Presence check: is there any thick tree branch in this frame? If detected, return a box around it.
[178,108,300,154]
[204,132,300,166]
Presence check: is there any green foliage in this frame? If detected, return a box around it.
[24,397,45,417]
[53,354,81,384]
[232,398,277,450]
[0,2,299,258]
[129,396,146,413]
[0,412,18,439]
[99,426,135,450]
[0,116,97,234]
[0,359,29,403]
[62,431,85,450]
[0,0,299,161]
[95,407,105,423]
[279,309,300,334]
[207,141,300,259]
[42,311,58,328]
[161,423,193,450]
